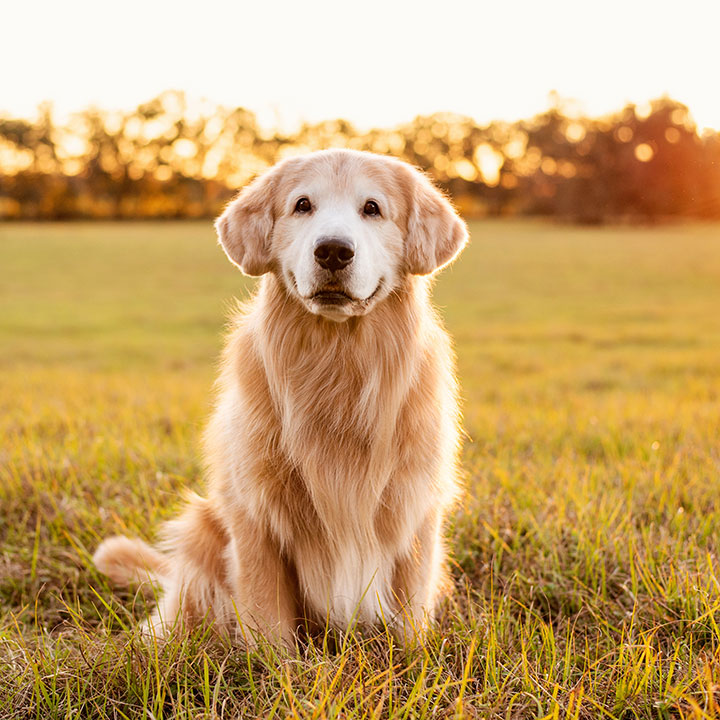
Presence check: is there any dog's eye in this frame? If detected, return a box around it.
[294,197,312,213]
[363,200,381,217]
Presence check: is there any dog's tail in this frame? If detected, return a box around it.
[93,536,171,587]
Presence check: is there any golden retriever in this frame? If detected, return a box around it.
[93,149,468,644]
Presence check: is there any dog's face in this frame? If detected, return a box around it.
[216,150,468,321]
[272,164,403,321]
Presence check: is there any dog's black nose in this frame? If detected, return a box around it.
[314,238,355,272]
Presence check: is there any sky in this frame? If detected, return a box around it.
[4,0,719,132]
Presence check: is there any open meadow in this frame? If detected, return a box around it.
[1,219,720,718]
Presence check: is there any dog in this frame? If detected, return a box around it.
[94,149,468,645]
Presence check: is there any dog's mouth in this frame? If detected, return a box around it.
[310,281,384,306]
[287,273,385,318]
[311,283,354,305]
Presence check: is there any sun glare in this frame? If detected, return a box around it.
[1,0,719,222]
[474,144,504,187]
[634,143,654,162]
[2,0,719,133]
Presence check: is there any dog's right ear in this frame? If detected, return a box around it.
[398,163,469,276]
[215,168,277,276]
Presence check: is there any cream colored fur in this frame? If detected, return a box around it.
[94,149,468,644]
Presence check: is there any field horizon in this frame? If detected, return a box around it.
[1,219,720,718]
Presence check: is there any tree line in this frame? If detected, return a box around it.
[1,91,718,222]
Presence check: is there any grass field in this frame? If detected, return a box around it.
[1,219,720,718]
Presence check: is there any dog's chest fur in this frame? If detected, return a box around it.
[207,277,456,625]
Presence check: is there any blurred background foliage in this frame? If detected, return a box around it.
[1,90,718,222]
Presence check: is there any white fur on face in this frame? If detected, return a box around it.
[273,171,404,321]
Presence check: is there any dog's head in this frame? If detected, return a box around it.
[216,150,468,321]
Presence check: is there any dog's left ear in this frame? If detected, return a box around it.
[403,167,469,275]
[215,167,277,276]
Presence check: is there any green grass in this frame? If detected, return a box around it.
[1,219,720,718]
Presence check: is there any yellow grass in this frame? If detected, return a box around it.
[1,219,719,718]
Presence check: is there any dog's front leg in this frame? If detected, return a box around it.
[390,512,448,644]
[226,510,298,646]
